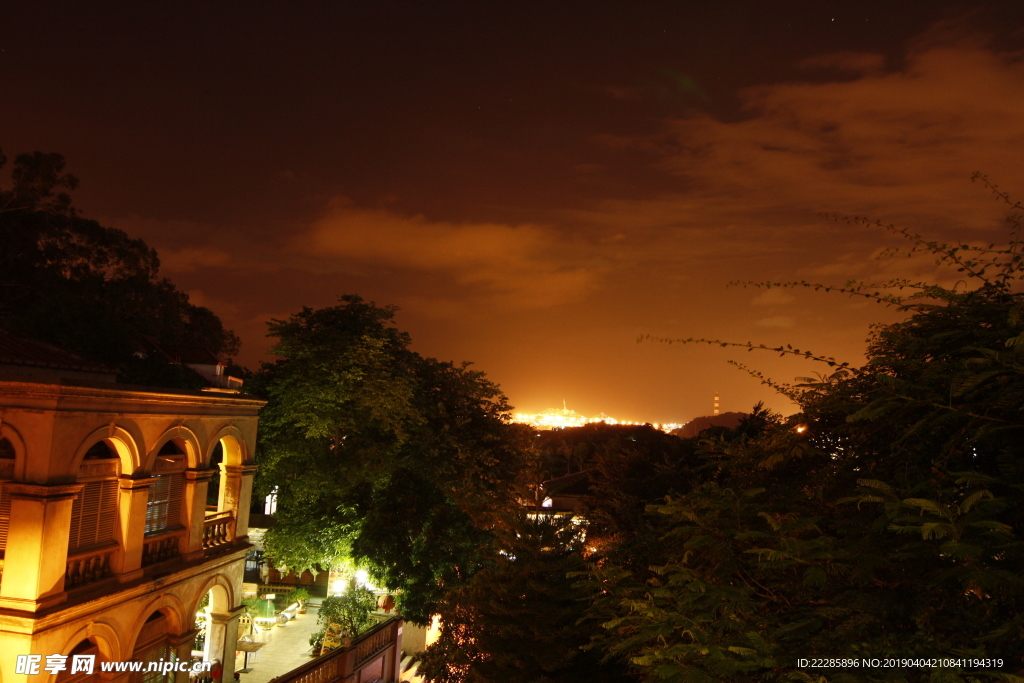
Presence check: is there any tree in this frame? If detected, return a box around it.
[253,296,527,623]
[533,422,698,571]
[416,511,630,683]
[582,183,1024,682]
[0,147,240,379]
[318,579,378,638]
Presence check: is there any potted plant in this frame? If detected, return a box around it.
[309,629,324,655]
[291,587,311,614]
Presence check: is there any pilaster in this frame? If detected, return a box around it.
[219,464,258,540]
[183,468,215,560]
[170,629,200,683]
[115,476,155,581]
[207,606,243,682]
[0,483,82,611]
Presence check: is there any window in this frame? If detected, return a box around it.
[146,442,186,535]
[56,639,102,682]
[0,483,10,557]
[129,611,174,683]
[145,473,184,535]
[0,438,12,556]
[68,479,119,551]
[68,440,119,553]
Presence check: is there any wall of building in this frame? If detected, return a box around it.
[0,377,262,683]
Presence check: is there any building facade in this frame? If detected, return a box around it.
[0,365,262,682]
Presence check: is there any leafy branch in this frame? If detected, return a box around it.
[638,334,851,369]
[726,361,802,402]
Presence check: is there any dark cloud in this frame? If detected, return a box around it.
[6,7,1024,423]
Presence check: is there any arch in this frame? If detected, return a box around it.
[71,425,140,478]
[123,592,188,657]
[207,425,250,467]
[0,422,27,479]
[145,425,202,472]
[191,573,236,614]
[56,620,121,665]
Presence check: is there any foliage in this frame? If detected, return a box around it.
[411,423,698,683]
[318,579,378,637]
[417,511,630,683]
[585,183,1024,682]
[534,422,700,572]
[253,296,527,623]
[0,147,239,381]
[290,587,311,605]
[241,596,263,618]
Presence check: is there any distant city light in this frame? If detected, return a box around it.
[513,405,683,432]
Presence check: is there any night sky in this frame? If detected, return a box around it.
[3,2,1023,423]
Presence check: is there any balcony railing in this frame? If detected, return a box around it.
[65,543,117,589]
[142,528,186,567]
[267,616,401,683]
[203,511,235,551]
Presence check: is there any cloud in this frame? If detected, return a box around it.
[755,316,796,328]
[661,44,1024,220]
[751,290,796,306]
[574,35,1024,290]
[296,200,600,309]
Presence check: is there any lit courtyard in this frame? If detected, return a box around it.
[236,602,323,683]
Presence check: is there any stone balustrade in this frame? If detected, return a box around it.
[65,544,116,589]
[142,529,185,566]
[203,511,235,551]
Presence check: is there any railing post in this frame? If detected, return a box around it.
[390,619,403,681]
[340,637,356,681]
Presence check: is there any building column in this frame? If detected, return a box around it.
[115,476,155,582]
[0,483,82,611]
[170,629,199,683]
[206,606,243,682]
[183,469,215,561]
[218,464,258,541]
[0,633,34,683]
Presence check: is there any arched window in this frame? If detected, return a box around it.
[68,442,119,552]
[56,638,105,682]
[129,610,175,683]
[65,441,120,589]
[145,440,186,536]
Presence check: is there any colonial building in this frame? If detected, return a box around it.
[0,329,262,681]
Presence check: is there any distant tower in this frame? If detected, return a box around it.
[713,392,720,416]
